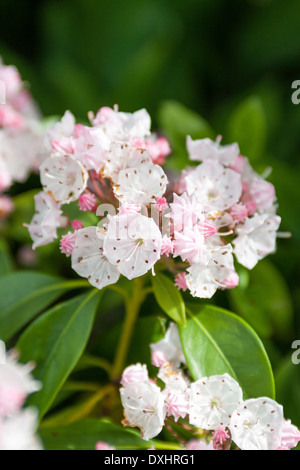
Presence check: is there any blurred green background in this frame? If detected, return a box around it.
[0,0,299,425]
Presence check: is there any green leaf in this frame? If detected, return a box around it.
[228,96,267,162]
[18,291,101,419]
[228,260,293,340]
[0,272,89,342]
[40,418,154,450]
[158,100,214,169]
[0,239,13,277]
[179,305,275,399]
[151,272,186,326]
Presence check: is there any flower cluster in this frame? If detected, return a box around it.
[0,59,43,219]
[27,106,171,277]
[169,136,281,298]
[0,340,42,450]
[119,324,300,451]
[28,106,281,298]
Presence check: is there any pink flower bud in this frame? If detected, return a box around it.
[175,272,188,292]
[60,232,77,257]
[71,220,84,231]
[155,197,169,212]
[212,426,230,449]
[78,193,97,212]
[161,235,174,256]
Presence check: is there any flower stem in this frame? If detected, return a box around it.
[110,277,146,381]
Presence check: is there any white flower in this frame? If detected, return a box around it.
[120,381,166,440]
[38,111,76,165]
[0,156,12,191]
[0,127,43,183]
[27,192,63,249]
[233,213,281,269]
[187,136,240,166]
[0,62,23,100]
[48,110,76,141]
[248,177,276,213]
[189,374,243,430]
[114,164,168,205]
[169,193,205,232]
[121,364,149,387]
[103,213,162,280]
[103,144,152,182]
[158,363,189,393]
[150,323,186,366]
[186,244,236,298]
[92,107,151,141]
[185,160,242,212]
[72,125,110,172]
[0,408,43,450]
[40,154,88,204]
[229,397,284,450]
[0,347,41,418]
[173,226,206,264]
[71,226,120,289]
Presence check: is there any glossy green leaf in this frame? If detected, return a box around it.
[17,291,101,418]
[228,96,266,162]
[0,239,13,277]
[228,260,293,340]
[0,272,89,341]
[152,272,186,326]
[40,418,154,450]
[179,305,275,399]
